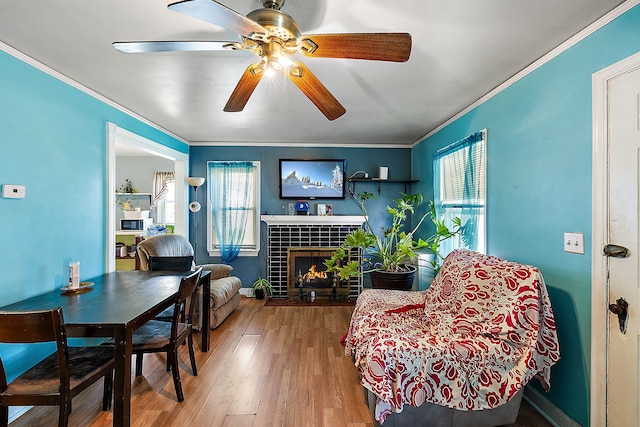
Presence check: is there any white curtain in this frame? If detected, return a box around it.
[150,171,174,209]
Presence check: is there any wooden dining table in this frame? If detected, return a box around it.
[0,269,211,427]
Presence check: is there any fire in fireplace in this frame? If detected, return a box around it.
[287,248,342,295]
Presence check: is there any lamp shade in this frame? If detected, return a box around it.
[186,177,205,187]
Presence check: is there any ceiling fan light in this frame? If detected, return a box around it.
[278,56,293,67]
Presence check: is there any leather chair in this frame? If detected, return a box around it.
[137,234,242,329]
[0,307,114,427]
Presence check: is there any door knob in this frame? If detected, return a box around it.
[609,297,629,334]
[603,244,630,258]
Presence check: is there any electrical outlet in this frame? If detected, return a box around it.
[564,232,584,254]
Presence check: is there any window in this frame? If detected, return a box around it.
[434,130,486,256]
[207,161,261,262]
[151,172,175,225]
[155,181,175,224]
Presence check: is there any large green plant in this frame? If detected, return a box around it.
[324,192,461,281]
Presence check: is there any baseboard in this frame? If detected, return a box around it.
[9,406,31,423]
[524,386,582,427]
[239,288,252,297]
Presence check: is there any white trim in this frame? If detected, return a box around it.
[0,42,187,145]
[8,406,32,424]
[524,387,581,427]
[106,123,189,272]
[415,0,640,146]
[188,140,414,149]
[0,41,413,149]
[591,49,640,427]
[260,215,366,226]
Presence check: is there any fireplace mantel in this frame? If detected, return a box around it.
[261,215,366,226]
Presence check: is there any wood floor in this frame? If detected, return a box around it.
[11,297,553,426]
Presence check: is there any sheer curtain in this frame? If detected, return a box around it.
[150,171,174,209]
[433,130,486,257]
[209,161,254,263]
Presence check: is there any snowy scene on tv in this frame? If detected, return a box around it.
[280,160,344,199]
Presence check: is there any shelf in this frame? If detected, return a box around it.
[347,178,419,194]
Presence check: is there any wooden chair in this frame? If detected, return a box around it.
[148,255,194,272]
[148,256,194,322]
[0,307,114,427]
[106,268,202,402]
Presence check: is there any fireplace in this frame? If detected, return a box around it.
[287,248,349,300]
[261,215,366,299]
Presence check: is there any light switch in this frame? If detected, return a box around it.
[2,184,25,199]
[564,232,584,254]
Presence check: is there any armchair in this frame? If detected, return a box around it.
[344,249,560,426]
[137,234,242,329]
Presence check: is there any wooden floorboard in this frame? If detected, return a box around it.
[9,296,553,426]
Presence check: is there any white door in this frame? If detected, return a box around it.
[606,65,640,426]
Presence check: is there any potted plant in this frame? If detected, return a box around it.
[116,179,137,209]
[251,277,273,300]
[324,192,461,290]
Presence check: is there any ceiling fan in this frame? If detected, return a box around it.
[113,0,412,121]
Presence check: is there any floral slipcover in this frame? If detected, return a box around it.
[344,249,560,423]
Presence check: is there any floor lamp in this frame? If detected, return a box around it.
[186,177,205,263]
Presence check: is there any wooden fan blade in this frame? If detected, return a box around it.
[113,41,236,53]
[299,33,412,62]
[286,62,346,121]
[224,63,265,112]
[169,0,268,37]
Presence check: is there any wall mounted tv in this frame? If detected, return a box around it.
[279,159,346,199]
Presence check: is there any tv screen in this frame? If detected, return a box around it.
[279,159,346,199]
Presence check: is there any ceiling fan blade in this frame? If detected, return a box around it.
[224,63,265,112]
[286,62,346,121]
[169,0,268,38]
[113,41,237,53]
[298,33,412,62]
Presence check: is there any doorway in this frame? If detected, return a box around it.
[592,50,640,426]
[106,123,189,272]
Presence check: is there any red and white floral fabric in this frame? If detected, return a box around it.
[344,249,560,423]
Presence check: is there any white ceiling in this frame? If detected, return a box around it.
[0,0,627,147]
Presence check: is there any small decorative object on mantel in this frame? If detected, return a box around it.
[295,200,309,215]
[316,203,334,216]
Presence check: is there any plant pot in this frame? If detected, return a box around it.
[254,288,265,300]
[370,265,417,291]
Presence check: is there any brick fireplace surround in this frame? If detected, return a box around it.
[260,215,366,299]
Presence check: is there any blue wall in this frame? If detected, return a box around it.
[412,5,640,425]
[2,3,640,423]
[0,51,188,381]
[188,145,412,286]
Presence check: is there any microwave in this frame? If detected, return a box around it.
[120,218,153,231]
